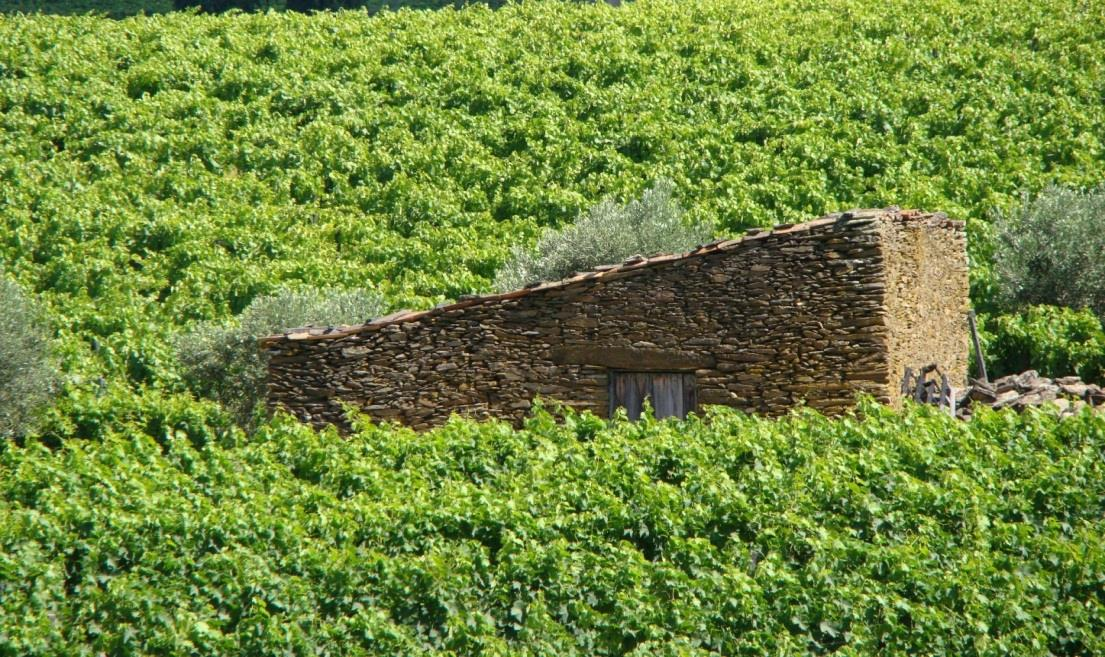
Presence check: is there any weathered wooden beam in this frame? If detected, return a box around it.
[968,310,988,384]
[550,346,715,371]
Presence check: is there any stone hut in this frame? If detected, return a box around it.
[262,207,969,431]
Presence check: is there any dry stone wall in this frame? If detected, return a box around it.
[262,208,968,431]
[880,213,970,404]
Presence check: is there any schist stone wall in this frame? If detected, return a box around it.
[262,208,969,431]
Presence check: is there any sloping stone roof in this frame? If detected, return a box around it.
[259,207,951,346]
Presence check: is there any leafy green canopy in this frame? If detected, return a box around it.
[2,401,1104,655]
[0,0,1103,403]
[494,179,712,291]
[979,306,1105,384]
[0,0,518,17]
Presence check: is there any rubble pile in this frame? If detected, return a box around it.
[956,370,1105,420]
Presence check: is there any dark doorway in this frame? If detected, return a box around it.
[609,372,697,420]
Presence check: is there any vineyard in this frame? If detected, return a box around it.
[2,0,1105,653]
[3,402,1104,655]
[0,0,1103,407]
[0,0,515,18]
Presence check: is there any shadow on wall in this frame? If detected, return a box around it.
[2,0,623,18]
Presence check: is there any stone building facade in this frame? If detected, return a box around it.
[262,208,969,431]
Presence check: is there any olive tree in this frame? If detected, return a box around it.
[494,179,713,292]
[177,287,385,427]
[993,185,1105,320]
[0,278,58,439]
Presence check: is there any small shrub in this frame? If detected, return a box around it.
[493,179,714,291]
[176,287,386,427]
[0,278,58,439]
[981,305,1105,385]
[992,185,1105,320]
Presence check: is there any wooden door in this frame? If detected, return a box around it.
[609,372,697,420]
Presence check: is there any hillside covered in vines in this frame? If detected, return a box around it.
[3,3,1105,654]
[1,0,1103,413]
